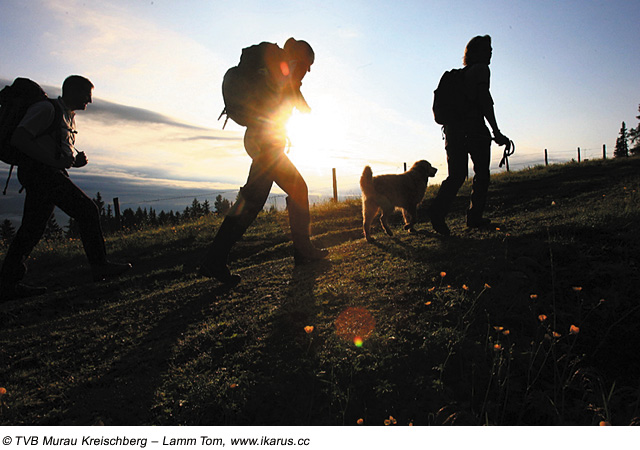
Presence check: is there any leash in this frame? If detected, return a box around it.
[498,139,515,168]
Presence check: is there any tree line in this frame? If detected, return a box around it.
[0,194,233,247]
[614,104,640,158]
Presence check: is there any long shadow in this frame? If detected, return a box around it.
[59,280,236,425]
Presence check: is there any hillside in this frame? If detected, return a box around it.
[1,157,639,425]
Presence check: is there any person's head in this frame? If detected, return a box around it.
[284,38,314,80]
[463,35,492,66]
[62,75,94,111]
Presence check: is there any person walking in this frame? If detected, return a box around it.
[429,35,511,235]
[0,75,131,302]
[200,38,328,285]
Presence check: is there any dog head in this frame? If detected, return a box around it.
[409,160,438,179]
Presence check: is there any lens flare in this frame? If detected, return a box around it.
[335,307,376,345]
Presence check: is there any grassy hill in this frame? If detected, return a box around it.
[1,157,639,425]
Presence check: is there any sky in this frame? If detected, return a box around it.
[1,0,639,224]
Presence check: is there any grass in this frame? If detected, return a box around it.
[1,156,639,425]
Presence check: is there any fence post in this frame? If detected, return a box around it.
[113,197,121,230]
[404,162,407,172]
[603,144,607,159]
[332,168,338,202]
[544,149,548,166]
[577,147,581,162]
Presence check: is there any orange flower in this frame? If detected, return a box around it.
[462,284,469,291]
[570,325,580,335]
[428,287,436,292]
[599,421,611,426]
[538,314,548,322]
[304,326,314,334]
[440,271,447,278]
[484,283,491,289]
[493,326,504,331]
[425,301,432,306]
[494,343,502,351]
[572,286,583,292]
[357,418,364,425]
[552,331,562,338]
[0,387,6,396]
[384,419,391,426]
[389,415,397,425]
[530,294,538,300]
[229,383,238,389]
[502,330,510,336]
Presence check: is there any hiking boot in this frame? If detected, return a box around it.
[199,261,241,286]
[293,245,329,265]
[428,208,450,236]
[92,261,132,282]
[466,217,493,229]
[0,282,48,303]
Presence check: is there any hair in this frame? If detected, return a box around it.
[62,75,94,95]
[284,38,315,66]
[463,35,492,66]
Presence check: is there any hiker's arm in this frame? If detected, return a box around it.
[11,127,74,169]
[295,90,311,114]
[477,68,509,146]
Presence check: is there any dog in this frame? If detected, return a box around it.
[360,160,437,242]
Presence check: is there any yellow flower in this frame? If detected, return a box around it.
[570,325,580,335]
[538,314,548,322]
[357,418,364,425]
[304,326,314,334]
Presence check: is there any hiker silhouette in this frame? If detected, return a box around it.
[200,38,328,285]
[429,35,511,236]
[0,76,131,302]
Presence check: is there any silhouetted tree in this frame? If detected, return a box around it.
[66,217,80,238]
[0,219,16,246]
[214,194,231,215]
[202,199,211,215]
[629,105,640,156]
[93,192,105,217]
[43,215,64,241]
[614,121,629,158]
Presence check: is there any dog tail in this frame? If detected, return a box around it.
[360,166,375,197]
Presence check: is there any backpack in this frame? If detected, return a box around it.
[432,67,467,126]
[219,42,287,128]
[0,78,61,194]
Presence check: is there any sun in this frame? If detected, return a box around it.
[285,107,349,172]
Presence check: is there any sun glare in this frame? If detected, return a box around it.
[286,108,349,172]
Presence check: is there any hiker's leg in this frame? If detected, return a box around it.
[467,138,492,224]
[431,136,468,217]
[0,176,55,288]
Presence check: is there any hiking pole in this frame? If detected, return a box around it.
[498,139,515,169]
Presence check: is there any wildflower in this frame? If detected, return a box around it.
[538,314,548,322]
[552,331,561,338]
[428,287,436,292]
[440,271,447,278]
[530,294,538,300]
[384,419,391,426]
[484,283,491,289]
[572,286,583,292]
[570,325,580,335]
[357,418,364,425]
[494,343,502,351]
[493,326,504,331]
[502,330,510,336]
[354,337,364,348]
[425,301,432,306]
[229,383,238,389]
[0,387,6,396]
[388,415,397,425]
[599,421,611,426]
[462,284,469,291]
[304,326,314,334]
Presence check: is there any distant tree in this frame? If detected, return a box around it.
[93,192,105,217]
[66,217,80,238]
[202,199,211,215]
[43,215,64,241]
[629,104,640,156]
[0,219,16,246]
[190,198,203,218]
[214,194,231,215]
[614,121,629,158]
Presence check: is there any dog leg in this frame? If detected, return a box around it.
[380,206,394,237]
[362,200,378,242]
[402,205,417,233]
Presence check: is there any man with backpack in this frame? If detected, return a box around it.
[429,35,511,236]
[200,38,327,285]
[0,75,131,302]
